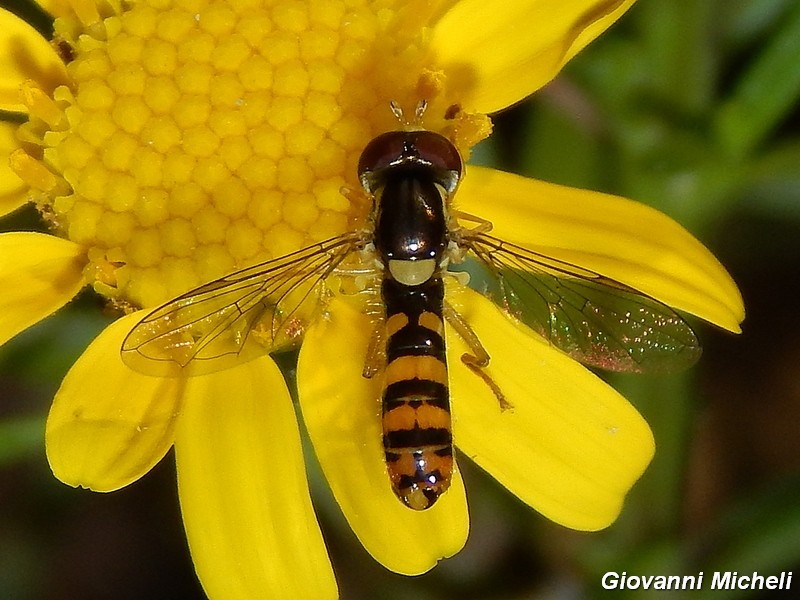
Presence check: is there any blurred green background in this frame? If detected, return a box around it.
[2,0,799,598]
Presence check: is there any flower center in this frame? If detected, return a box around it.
[12,0,491,309]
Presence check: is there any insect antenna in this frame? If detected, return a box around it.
[389,99,429,129]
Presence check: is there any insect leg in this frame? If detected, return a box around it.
[447,212,494,265]
[359,287,386,379]
[452,210,494,234]
[362,315,386,379]
[329,246,386,379]
[443,302,511,411]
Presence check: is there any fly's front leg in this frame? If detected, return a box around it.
[443,302,512,411]
[451,210,493,235]
[330,244,385,379]
[447,211,494,267]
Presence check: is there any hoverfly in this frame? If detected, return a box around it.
[122,102,700,510]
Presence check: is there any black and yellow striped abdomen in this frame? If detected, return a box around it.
[381,276,452,510]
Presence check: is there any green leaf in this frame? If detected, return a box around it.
[0,415,43,464]
[715,2,800,158]
[746,141,800,219]
[520,90,603,191]
[723,0,794,48]
[692,478,800,600]
[634,0,718,116]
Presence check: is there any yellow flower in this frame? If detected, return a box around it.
[0,0,744,598]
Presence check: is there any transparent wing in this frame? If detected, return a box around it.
[454,232,701,373]
[121,234,360,377]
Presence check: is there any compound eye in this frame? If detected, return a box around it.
[357,132,406,184]
[410,131,463,177]
[357,129,464,194]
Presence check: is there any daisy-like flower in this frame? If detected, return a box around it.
[1,0,744,598]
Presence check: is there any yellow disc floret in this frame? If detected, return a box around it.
[13,0,491,309]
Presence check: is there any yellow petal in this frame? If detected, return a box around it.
[46,312,184,491]
[457,166,744,332]
[34,0,73,19]
[430,0,636,113]
[175,356,337,600]
[0,7,69,112]
[0,232,86,347]
[448,286,654,530]
[298,296,469,575]
[0,120,29,215]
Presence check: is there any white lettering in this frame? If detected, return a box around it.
[602,572,619,590]
[681,574,701,590]
[602,571,791,592]
[712,572,732,589]
[653,576,669,590]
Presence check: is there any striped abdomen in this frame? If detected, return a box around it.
[381,276,452,510]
